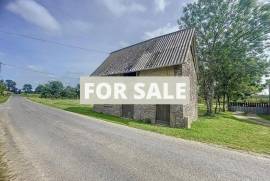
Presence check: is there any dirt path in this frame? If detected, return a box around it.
[233,112,270,127]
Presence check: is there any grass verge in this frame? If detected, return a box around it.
[27,96,270,155]
[0,95,9,104]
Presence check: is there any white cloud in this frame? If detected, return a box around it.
[101,0,146,16]
[154,0,168,12]
[6,0,60,32]
[143,23,179,39]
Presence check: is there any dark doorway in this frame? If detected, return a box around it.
[122,71,136,119]
[122,104,134,119]
[156,105,170,125]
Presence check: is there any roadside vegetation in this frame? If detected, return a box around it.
[34,81,80,99]
[0,79,13,104]
[27,96,270,155]
[0,81,9,104]
[0,96,9,104]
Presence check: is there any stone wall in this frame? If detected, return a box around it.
[170,105,185,127]
[162,49,198,128]
[133,105,156,124]
[181,50,198,127]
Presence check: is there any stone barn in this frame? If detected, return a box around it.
[91,28,198,128]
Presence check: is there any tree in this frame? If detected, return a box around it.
[40,81,64,98]
[49,81,64,98]
[35,84,45,93]
[178,0,270,114]
[75,84,80,98]
[22,84,32,93]
[40,84,51,98]
[5,80,16,93]
[61,86,77,99]
[0,80,6,95]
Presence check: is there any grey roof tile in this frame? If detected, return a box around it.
[92,28,195,76]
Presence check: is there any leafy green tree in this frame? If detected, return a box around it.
[38,81,79,99]
[75,84,80,98]
[49,81,64,98]
[40,84,51,98]
[61,86,77,99]
[35,84,45,93]
[5,80,16,93]
[40,81,64,98]
[178,0,270,114]
[22,84,32,93]
[0,80,6,95]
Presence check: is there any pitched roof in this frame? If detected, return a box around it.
[92,28,195,76]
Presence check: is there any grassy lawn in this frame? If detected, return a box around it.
[258,114,270,121]
[27,96,270,155]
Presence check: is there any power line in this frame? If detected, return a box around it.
[0,30,110,54]
[1,61,79,80]
[2,62,53,76]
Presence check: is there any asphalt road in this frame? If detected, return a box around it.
[0,96,269,181]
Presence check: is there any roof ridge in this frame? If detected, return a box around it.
[110,27,194,54]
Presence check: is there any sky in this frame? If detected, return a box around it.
[0,0,269,94]
[0,0,191,88]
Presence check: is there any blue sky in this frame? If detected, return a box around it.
[0,0,191,88]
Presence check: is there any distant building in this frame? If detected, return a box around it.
[92,28,198,128]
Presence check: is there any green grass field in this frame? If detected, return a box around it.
[27,96,270,155]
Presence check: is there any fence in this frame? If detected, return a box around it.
[228,102,270,114]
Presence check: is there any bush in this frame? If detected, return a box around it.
[143,118,152,124]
